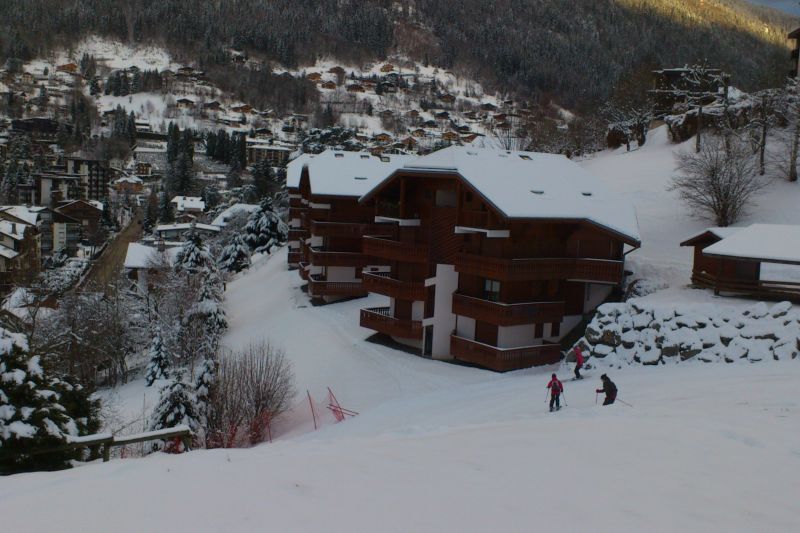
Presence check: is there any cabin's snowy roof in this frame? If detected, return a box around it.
[0,220,27,240]
[370,146,640,243]
[305,151,417,198]
[680,227,741,246]
[702,224,800,264]
[0,244,19,259]
[210,204,259,227]
[171,196,205,212]
[124,243,181,269]
[286,153,315,189]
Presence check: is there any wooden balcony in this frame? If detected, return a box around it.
[452,293,565,327]
[308,274,367,299]
[288,228,308,242]
[309,247,370,268]
[300,208,330,229]
[287,251,302,265]
[298,262,310,281]
[450,335,562,372]
[289,197,304,208]
[310,220,397,239]
[288,207,307,221]
[362,272,426,301]
[455,253,624,284]
[360,306,423,340]
[363,236,429,264]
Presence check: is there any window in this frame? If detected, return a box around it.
[483,279,501,302]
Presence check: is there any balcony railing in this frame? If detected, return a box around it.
[450,335,562,372]
[298,262,310,281]
[452,293,565,326]
[363,236,429,263]
[360,306,423,340]
[289,197,304,208]
[308,247,370,268]
[310,220,397,239]
[455,253,624,283]
[300,208,329,229]
[288,251,302,265]
[308,274,367,299]
[362,272,426,301]
[288,207,307,221]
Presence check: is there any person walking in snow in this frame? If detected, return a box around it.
[596,374,617,405]
[573,346,585,380]
[547,374,564,412]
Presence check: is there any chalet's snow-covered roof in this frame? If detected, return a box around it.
[372,146,640,243]
[124,243,181,269]
[702,224,800,264]
[0,244,19,259]
[171,196,205,212]
[154,223,220,234]
[211,204,259,227]
[286,153,315,189]
[0,206,41,225]
[115,175,143,184]
[305,150,417,198]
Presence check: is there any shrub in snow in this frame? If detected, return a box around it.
[145,330,171,387]
[244,197,288,254]
[1,340,100,474]
[574,300,800,368]
[148,374,200,453]
[217,233,251,273]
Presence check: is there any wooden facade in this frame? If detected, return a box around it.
[357,169,635,371]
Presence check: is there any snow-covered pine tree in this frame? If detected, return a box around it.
[217,233,251,273]
[1,338,100,474]
[193,356,217,428]
[189,277,227,335]
[158,191,174,223]
[148,373,200,452]
[144,329,171,386]
[243,197,288,254]
[174,230,215,275]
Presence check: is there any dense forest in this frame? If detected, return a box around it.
[0,0,796,108]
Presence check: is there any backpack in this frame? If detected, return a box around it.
[550,380,561,394]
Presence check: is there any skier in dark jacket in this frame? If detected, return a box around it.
[547,374,564,412]
[596,374,617,405]
[573,346,585,380]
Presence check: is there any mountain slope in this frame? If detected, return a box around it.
[0,0,794,107]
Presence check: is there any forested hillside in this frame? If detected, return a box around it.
[0,0,795,108]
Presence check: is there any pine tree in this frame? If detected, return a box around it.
[188,274,227,335]
[174,230,215,274]
[244,197,288,254]
[148,374,200,452]
[1,342,100,474]
[144,330,171,386]
[226,158,243,189]
[158,191,174,223]
[193,356,217,427]
[217,233,251,273]
[251,159,273,198]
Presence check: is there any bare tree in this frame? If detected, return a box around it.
[204,342,294,448]
[669,136,765,227]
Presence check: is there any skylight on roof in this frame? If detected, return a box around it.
[334,153,344,158]
[380,156,390,162]
[519,155,532,161]
[466,151,477,156]
[531,190,544,195]
[581,192,593,197]
[360,155,370,159]
[354,176,367,180]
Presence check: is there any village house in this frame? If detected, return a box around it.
[320,81,337,90]
[346,84,365,93]
[0,219,40,288]
[176,98,195,110]
[33,171,81,207]
[55,199,105,246]
[170,195,205,215]
[380,63,395,73]
[246,143,294,167]
[650,67,728,118]
[113,175,144,194]
[306,72,322,82]
[288,151,417,302]
[124,241,183,292]
[56,63,79,74]
[0,205,79,258]
[153,222,220,241]
[680,224,800,302]
[355,147,640,371]
[790,27,800,77]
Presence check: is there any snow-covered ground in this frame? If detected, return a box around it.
[2,362,798,532]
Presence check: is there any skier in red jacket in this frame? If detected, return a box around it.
[547,374,564,412]
[573,347,585,380]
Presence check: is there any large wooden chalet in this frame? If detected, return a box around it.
[287,151,416,302]
[681,224,800,302]
[288,147,640,371]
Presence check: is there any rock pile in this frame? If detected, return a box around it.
[568,300,798,366]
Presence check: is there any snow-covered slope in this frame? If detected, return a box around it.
[1,362,798,532]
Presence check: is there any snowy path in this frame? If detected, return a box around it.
[2,363,798,533]
[221,248,490,435]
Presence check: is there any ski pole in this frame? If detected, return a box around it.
[617,399,633,408]
[562,391,567,407]
[595,392,598,405]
